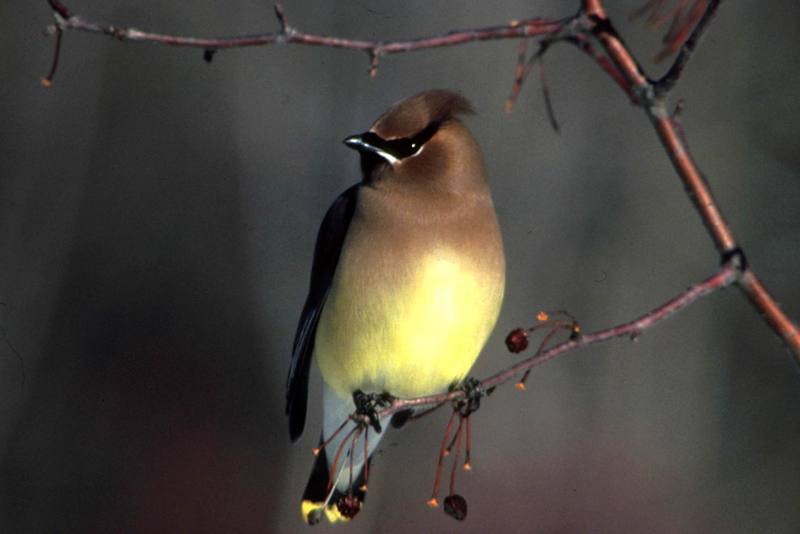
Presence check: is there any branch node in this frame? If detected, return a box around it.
[107,25,130,41]
[636,82,659,111]
[52,11,69,30]
[721,247,747,275]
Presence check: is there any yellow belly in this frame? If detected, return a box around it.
[315,251,504,399]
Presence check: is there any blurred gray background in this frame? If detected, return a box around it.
[1,1,799,532]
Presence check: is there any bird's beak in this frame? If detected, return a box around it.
[343,133,374,152]
[343,132,399,164]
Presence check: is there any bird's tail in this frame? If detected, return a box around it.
[301,434,370,525]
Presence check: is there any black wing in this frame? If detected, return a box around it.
[286,185,359,442]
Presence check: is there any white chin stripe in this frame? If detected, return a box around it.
[375,143,424,165]
[348,138,400,165]
[374,149,400,165]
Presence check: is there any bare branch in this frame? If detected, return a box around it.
[582,0,800,363]
[41,25,62,87]
[375,258,741,419]
[655,0,722,95]
[43,0,564,83]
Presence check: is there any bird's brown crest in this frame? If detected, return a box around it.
[372,90,474,140]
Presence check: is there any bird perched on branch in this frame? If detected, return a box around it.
[286,89,505,524]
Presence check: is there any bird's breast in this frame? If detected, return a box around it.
[315,220,504,399]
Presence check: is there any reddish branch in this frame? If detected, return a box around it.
[371,257,741,418]
[42,0,563,83]
[580,0,800,363]
[40,3,798,366]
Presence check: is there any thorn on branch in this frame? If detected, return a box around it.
[368,48,383,78]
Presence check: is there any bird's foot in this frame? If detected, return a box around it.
[352,390,393,434]
[453,376,485,417]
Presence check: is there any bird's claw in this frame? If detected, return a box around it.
[352,390,393,433]
[454,377,483,417]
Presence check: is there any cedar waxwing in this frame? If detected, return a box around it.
[286,89,505,524]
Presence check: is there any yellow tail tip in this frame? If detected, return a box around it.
[515,382,526,391]
[463,462,472,471]
[427,498,439,508]
[301,500,353,525]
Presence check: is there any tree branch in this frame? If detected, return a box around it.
[581,0,800,364]
[43,0,563,82]
[377,257,741,419]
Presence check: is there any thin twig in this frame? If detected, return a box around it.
[375,258,740,419]
[536,58,560,132]
[655,0,721,95]
[41,26,62,87]
[44,0,564,83]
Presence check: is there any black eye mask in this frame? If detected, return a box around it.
[361,120,441,161]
